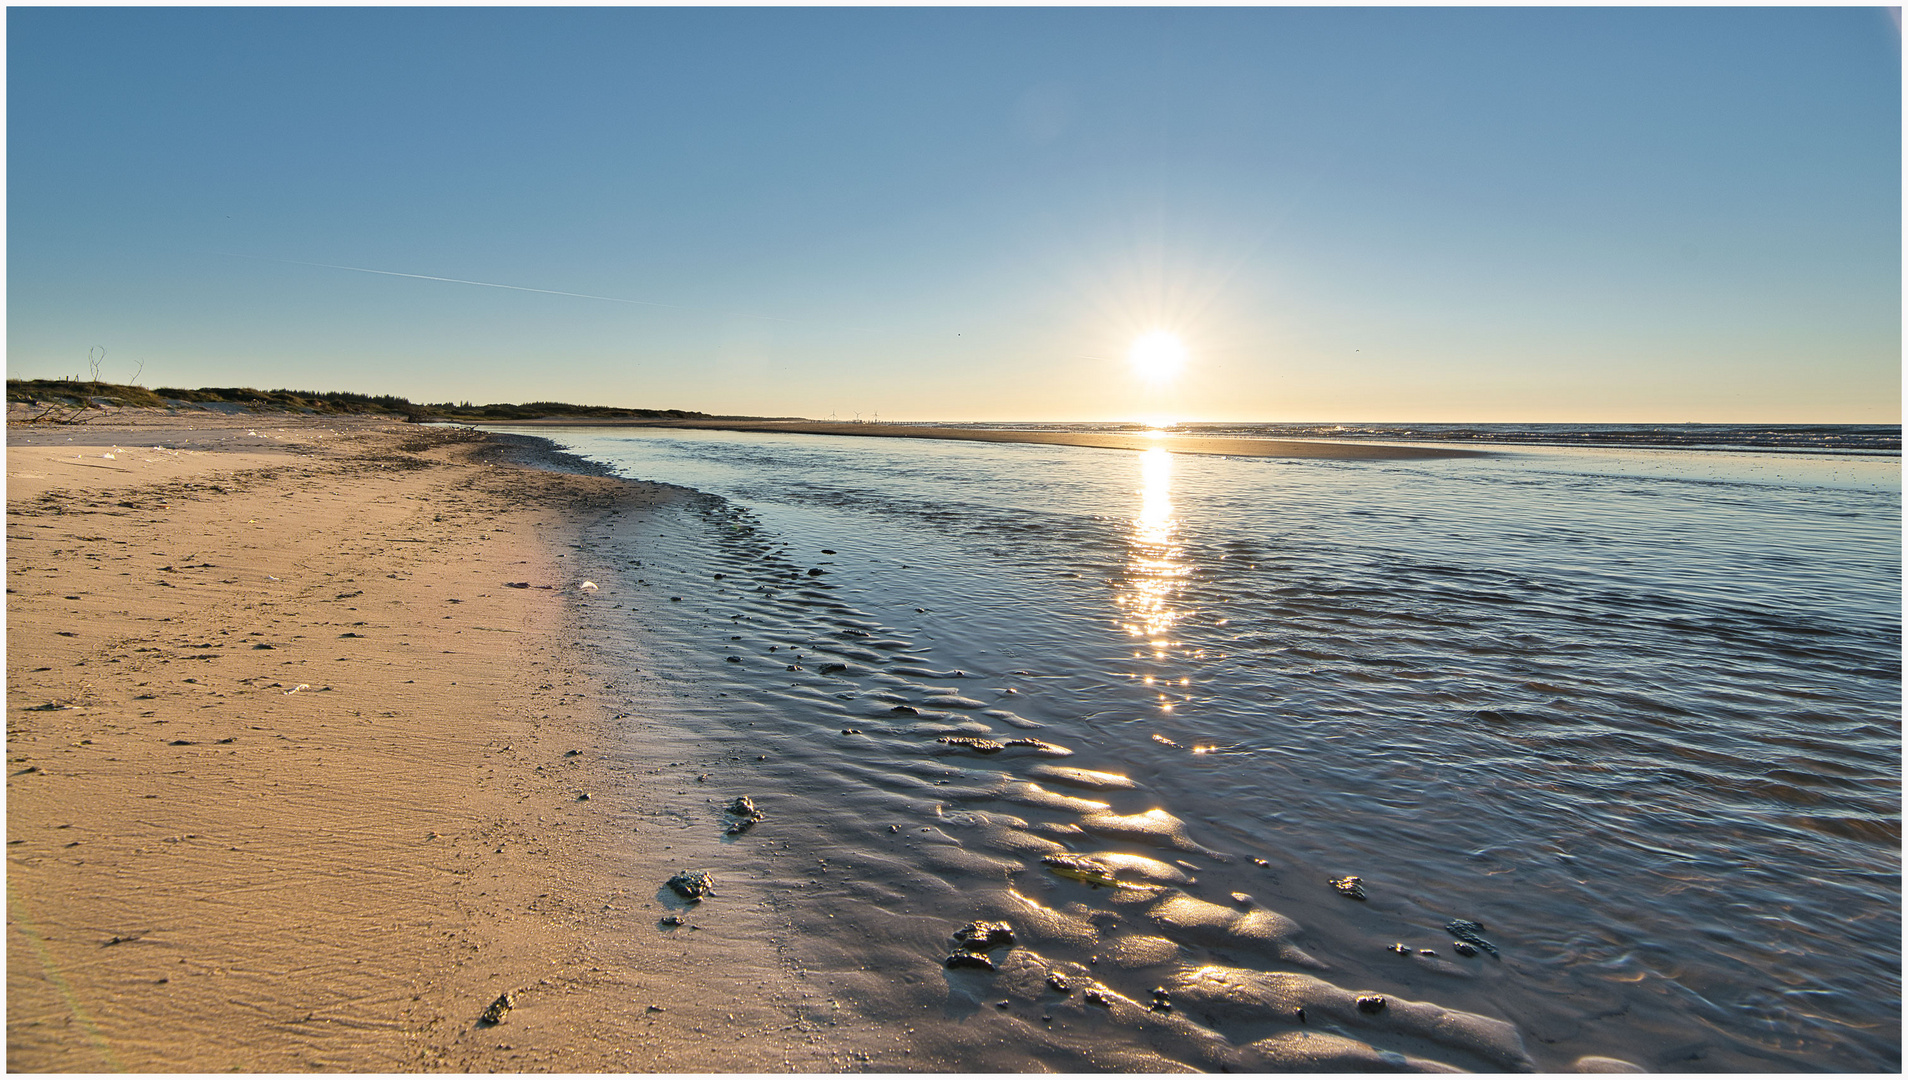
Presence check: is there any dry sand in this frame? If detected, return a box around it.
[503,418,1491,460]
[5,410,864,1071]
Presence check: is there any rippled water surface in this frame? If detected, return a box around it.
[498,426,1900,1072]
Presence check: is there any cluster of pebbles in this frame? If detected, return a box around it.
[724,795,763,835]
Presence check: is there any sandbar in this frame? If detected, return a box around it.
[500,418,1491,460]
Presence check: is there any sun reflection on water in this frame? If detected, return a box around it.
[1118,447,1188,651]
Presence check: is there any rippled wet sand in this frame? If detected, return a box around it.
[519,427,1900,1072]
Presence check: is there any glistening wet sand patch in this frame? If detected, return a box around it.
[529,487,1583,1072]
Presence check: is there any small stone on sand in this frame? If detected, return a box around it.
[666,870,715,901]
[479,990,516,1025]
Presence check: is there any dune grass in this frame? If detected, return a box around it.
[6,379,708,422]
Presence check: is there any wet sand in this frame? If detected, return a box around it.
[4,410,867,1070]
[502,418,1492,460]
[483,423,1878,1072]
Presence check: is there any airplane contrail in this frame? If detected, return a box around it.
[220,252,829,326]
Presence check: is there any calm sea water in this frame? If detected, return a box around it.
[910,422,1903,454]
[495,425,1900,1072]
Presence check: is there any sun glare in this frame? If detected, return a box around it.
[1128,331,1186,385]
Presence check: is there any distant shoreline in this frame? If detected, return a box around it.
[12,382,1887,456]
[494,418,1493,460]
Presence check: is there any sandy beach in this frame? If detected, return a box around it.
[9,408,1894,1073]
[503,418,1491,460]
[5,411,867,1071]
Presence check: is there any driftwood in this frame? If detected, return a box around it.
[18,400,102,425]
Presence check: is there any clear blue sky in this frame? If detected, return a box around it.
[8,7,1900,422]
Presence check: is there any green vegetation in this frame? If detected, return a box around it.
[5,378,709,422]
[9,379,175,410]
[416,399,711,421]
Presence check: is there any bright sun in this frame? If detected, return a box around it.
[1128,331,1187,384]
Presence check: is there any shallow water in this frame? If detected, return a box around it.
[498,426,1900,1072]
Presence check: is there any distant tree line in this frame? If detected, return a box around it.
[5,379,710,422]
